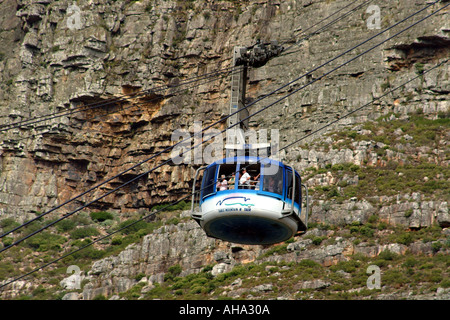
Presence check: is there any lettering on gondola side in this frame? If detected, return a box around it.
[218,207,252,213]
[216,196,254,213]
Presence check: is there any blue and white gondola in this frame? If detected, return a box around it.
[191,156,308,245]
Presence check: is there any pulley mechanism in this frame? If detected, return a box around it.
[235,40,284,68]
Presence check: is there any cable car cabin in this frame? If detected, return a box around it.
[191,156,308,245]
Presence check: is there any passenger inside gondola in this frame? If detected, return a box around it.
[252,173,260,190]
[239,168,251,188]
[217,175,228,191]
[215,162,263,192]
[228,173,235,189]
[216,163,237,191]
[262,165,283,195]
[238,163,261,190]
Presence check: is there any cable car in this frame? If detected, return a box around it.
[191,156,308,245]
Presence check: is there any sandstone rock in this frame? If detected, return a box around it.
[254,284,273,292]
[0,0,448,300]
[62,292,81,300]
[211,263,231,276]
[301,279,331,290]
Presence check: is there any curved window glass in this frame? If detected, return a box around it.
[286,168,294,200]
[201,164,217,199]
[295,173,302,205]
[262,163,283,196]
[286,168,302,205]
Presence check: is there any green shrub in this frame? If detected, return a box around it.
[70,227,99,239]
[359,226,375,237]
[168,264,182,276]
[111,236,123,245]
[402,257,418,268]
[397,233,413,245]
[72,246,105,260]
[118,219,148,235]
[1,237,13,247]
[312,236,326,245]
[331,164,344,171]
[0,218,20,233]
[90,211,114,222]
[350,226,360,234]
[24,232,67,252]
[378,250,397,261]
[190,285,203,295]
[167,217,180,225]
[259,244,288,257]
[164,264,183,282]
[151,200,191,212]
[440,278,450,288]
[298,259,321,268]
[135,273,146,281]
[331,260,360,274]
[373,250,398,267]
[56,219,76,233]
[431,241,442,253]
[326,186,340,198]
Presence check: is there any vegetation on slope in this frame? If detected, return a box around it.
[0,112,448,300]
[119,220,449,300]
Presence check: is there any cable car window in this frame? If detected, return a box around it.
[295,173,302,205]
[217,163,237,191]
[201,164,217,199]
[262,164,283,195]
[286,169,301,205]
[238,163,261,189]
[286,169,293,200]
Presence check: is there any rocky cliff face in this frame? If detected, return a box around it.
[0,0,448,300]
[77,210,450,300]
